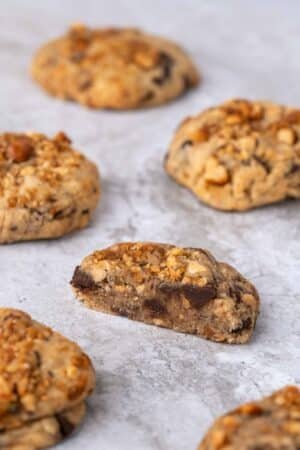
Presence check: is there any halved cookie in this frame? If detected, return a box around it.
[197,386,300,450]
[31,24,199,109]
[0,131,100,243]
[0,308,95,442]
[71,242,259,344]
[165,99,300,210]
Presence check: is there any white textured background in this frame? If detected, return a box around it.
[1,1,300,449]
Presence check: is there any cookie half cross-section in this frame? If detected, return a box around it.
[71,242,259,344]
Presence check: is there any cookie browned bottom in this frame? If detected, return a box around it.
[31,24,199,109]
[71,242,259,344]
[197,386,300,450]
[165,99,300,211]
[0,132,100,243]
[0,403,86,450]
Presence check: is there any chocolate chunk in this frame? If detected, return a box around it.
[231,317,252,333]
[253,155,271,174]
[143,298,167,315]
[241,317,252,329]
[288,163,300,175]
[34,351,41,368]
[56,413,76,437]
[182,284,216,309]
[152,52,174,85]
[53,208,76,219]
[71,267,97,290]
[181,139,193,149]
[140,91,154,103]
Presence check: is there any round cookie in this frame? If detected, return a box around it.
[197,386,300,450]
[31,24,200,109]
[0,403,86,450]
[0,131,100,243]
[165,99,300,211]
[0,308,95,432]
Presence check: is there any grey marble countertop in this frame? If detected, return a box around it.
[1,1,300,449]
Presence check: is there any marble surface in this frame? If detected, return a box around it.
[1,1,300,449]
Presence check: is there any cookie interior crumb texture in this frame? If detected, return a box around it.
[197,386,300,450]
[71,242,259,344]
[165,99,300,211]
[0,308,95,450]
[0,131,100,243]
[31,24,200,109]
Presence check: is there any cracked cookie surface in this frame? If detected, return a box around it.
[0,131,100,243]
[165,99,300,210]
[197,386,300,450]
[0,308,95,440]
[31,24,199,109]
[71,242,259,344]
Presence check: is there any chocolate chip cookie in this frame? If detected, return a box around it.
[0,308,95,449]
[197,386,300,450]
[31,24,199,109]
[71,242,259,344]
[165,99,300,210]
[0,131,100,243]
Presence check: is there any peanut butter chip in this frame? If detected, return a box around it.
[204,158,229,185]
[276,128,296,145]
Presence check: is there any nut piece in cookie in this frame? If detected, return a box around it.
[31,24,200,109]
[164,99,300,210]
[0,308,95,449]
[197,386,300,450]
[71,242,259,344]
[0,131,100,243]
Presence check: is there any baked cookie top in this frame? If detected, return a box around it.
[165,99,300,210]
[0,308,95,431]
[31,24,199,109]
[0,131,100,212]
[198,386,300,450]
[77,242,232,291]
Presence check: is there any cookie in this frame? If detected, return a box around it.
[31,24,199,109]
[0,403,85,450]
[0,131,100,243]
[71,242,259,344]
[197,386,300,450]
[0,307,95,447]
[164,99,300,211]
